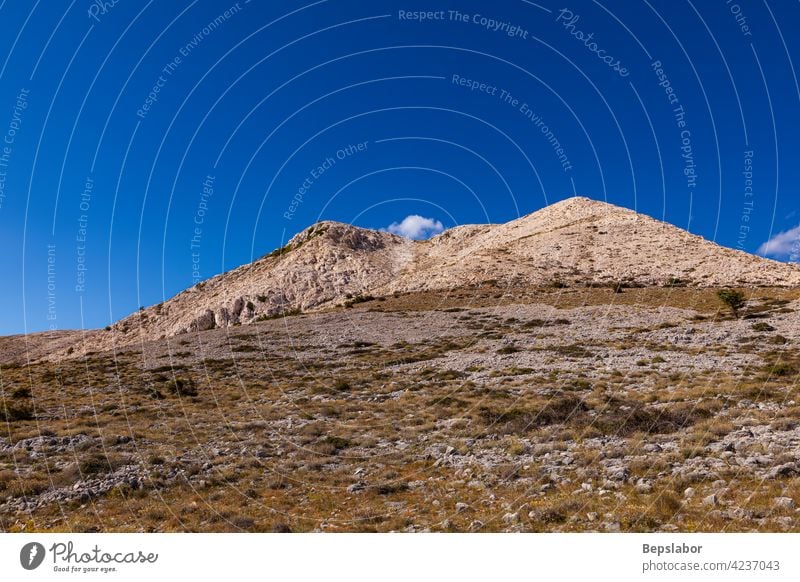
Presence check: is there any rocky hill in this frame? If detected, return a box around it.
[390,197,800,292]
[56,197,800,350]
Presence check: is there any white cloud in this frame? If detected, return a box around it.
[384,215,445,240]
[758,225,800,258]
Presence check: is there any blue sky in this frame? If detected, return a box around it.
[0,0,798,335]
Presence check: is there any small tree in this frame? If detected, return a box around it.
[717,289,747,319]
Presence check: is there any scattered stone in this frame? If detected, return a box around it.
[502,512,518,524]
[766,463,799,479]
[745,455,771,466]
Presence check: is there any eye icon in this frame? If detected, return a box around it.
[20,542,46,570]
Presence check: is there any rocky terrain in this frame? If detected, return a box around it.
[1,197,799,532]
[52,197,800,358]
[1,285,799,532]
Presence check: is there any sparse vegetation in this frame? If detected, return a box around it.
[1,285,799,533]
[344,294,376,308]
[333,379,351,392]
[496,345,521,355]
[255,308,302,322]
[752,322,775,332]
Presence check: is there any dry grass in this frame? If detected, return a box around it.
[0,287,798,532]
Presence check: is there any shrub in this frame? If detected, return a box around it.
[764,363,796,378]
[315,435,351,455]
[665,277,688,287]
[372,482,409,495]
[11,387,31,399]
[717,289,747,318]
[255,308,302,322]
[552,344,593,358]
[235,345,261,354]
[652,491,682,518]
[497,345,520,355]
[0,469,16,491]
[477,396,587,435]
[0,402,34,422]
[344,295,375,308]
[751,322,775,332]
[507,439,526,456]
[333,379,351,392]
[265,243,293,259]
[79,453,125,475]
[168,376,198,397]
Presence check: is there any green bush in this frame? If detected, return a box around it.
[717,289,747,318]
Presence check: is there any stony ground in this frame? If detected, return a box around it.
[1,285,799,532]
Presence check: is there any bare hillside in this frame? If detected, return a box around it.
[35,197,800,356]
